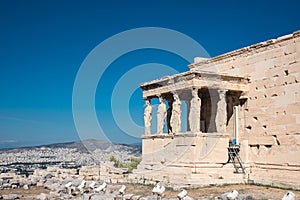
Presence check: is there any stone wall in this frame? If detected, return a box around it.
[142,133,229,165]
[133,133,249,187]
[189,30,300,188]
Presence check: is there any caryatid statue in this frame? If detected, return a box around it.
[144,99,152,135]
[170,93,181,134]
[189,88,201,132]
[157,96,166,134]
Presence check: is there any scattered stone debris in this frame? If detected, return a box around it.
[2,194,22,200]
[0,164,298,200]
[216,190,254,200]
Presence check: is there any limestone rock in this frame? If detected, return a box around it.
[123,194,134,200]
[42,173,54,180]
[36,193,48,200]
[36,181,44,187]
[82,193,92,200]
[141,196,157,200]
[118,184,126,195]
[282,192,296,200]
[90,194,115,200]
[0,173,15,179]
[183,196,194,200]
[2,194,21,200]
[227,190,238,200]
[48,191,60,199]
[177,189,187,199]
[43,180,62,191]
[2,183,11,189]
[46,166,59,172]
[23,184,29,190]
[131,195,142,200]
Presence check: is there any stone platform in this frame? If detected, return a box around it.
[130,133,248,187]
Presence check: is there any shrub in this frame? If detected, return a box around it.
[109,156,141,173]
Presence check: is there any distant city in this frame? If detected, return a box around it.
[0,139,141,177]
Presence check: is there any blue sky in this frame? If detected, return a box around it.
[0,0,299,148]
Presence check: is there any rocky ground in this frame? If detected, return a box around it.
[0,183,299,199]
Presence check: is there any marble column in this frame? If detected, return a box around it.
[170,94,181,134]
[185,100,190,132]
[157,96,166,134]
[207,90,217,133]
[167,99,173,134]
[189,88,201,133]
[216,89,227,133]
[144,99,152,135]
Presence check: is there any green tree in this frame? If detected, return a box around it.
[108,156,141,173]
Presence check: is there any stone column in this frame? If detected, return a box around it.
[185,100,190,131]
[157,96,167,134]
[189,88,201,133]
[207,90,217,133]
[170,94,181,134]
[144,99,152,135]
[216,89,227,133]
[167,99,173,134]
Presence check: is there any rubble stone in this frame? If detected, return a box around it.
[2,194,21,200]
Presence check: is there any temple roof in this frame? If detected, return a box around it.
[140,70,249,99]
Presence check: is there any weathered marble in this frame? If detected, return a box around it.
[144,99,152,135]
[216,89,227,133]
[189,88,201,133]
[157,96,166,134]
[170,94,181,134]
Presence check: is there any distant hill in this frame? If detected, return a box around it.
[0,139,142,155]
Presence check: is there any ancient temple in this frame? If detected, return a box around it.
[131,30,300,189]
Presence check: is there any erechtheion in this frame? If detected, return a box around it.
[133,30,300,189]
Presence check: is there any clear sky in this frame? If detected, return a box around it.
[0,0,299,148]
